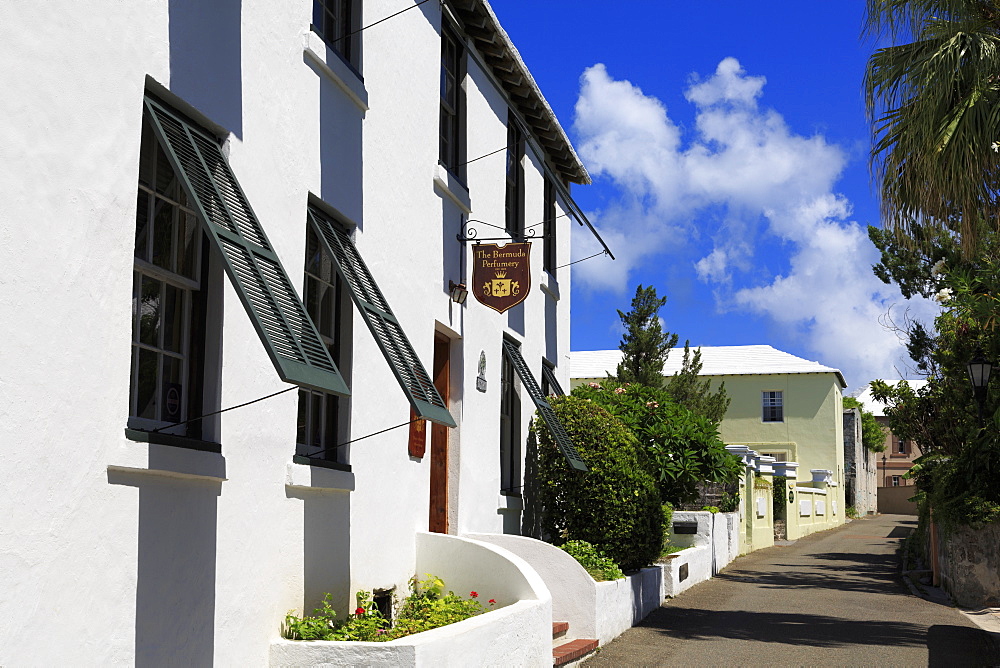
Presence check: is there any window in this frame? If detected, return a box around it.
[502,340,587,472]
[312,0,358,68]
[296,224,350,465]
[540,359,564,398]
[762,391,783,422]
[505,116,525,239]
[543,177,557,273]
[138,94,351,447]
[306,206,454,427]
[439,23,465,178]
[500,341,522,495]
[130,114,208,437]
[891,476,901,487]
[895,437,909,455]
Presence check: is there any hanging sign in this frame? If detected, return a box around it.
[472,242,531,313]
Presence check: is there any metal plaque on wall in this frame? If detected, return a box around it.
[472,242,531,313]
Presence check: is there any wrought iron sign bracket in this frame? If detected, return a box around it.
[456,219,537,244]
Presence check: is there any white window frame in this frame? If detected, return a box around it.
[762,390,784,423]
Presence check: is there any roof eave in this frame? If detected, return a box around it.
[450,0,590,185]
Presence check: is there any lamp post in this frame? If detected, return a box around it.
[882,454,887,487]
[967,349,993,427]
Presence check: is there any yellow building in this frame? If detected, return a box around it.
[570,345,847,541]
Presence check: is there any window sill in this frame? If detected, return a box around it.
[497,493,523,512]
[303,30,368,113]
[433,163,472,214]
[286,460,355,492]
[109,429,227,482]
[540,275,560,302]
[125,428,221,453]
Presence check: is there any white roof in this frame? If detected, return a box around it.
[570,345,847,388]
[853,380,928,417]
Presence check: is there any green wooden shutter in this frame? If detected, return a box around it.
[541,363,565,397]
[144,96,349,397]
[307,207,456,427]
[502,340,587,471]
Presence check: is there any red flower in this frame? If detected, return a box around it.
[470,591,478,598]
[488,599,496,605]
[355,607,365,616]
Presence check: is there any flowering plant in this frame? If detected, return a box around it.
[283,575,497,642]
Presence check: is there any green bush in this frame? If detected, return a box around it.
[532,395,663,571]
[571,381,743,505]
[660,503,682,557]
[772,476,788,517]
[661,502,674,534]
[560,540,625,581]
[719,490,740,513]
[283,575,494,642]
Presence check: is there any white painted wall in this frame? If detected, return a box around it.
[468,532,600,639]
[0,1,580,664]
[594,567,663,644]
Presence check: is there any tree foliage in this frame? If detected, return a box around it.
[665,342,731,424]
[842,396,888,453]
[615,285,729,423]
[572,381,743,506]
[615,285,677,387]
[867,240,1000,526]
[864,0,1000,250]
[531,396,663,571]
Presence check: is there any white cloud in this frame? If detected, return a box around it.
[571,58,937,387]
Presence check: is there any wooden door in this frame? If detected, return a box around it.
[429,333,450,533]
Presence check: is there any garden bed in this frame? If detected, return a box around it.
[270,533,552,666]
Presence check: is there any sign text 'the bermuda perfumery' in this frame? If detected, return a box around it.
[471,243,531,313]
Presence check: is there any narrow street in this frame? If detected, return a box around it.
[586,515,999,667]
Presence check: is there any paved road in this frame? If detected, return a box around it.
[586,515,999,667]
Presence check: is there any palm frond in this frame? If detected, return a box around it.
[864,0,1000,251]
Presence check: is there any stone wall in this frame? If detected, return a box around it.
[844,409,878,515]
[939,521,1000,608]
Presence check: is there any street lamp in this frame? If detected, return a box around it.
[967,349,993,426]
[882,454,887,487]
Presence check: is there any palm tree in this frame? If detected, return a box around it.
[864,0,1000,250]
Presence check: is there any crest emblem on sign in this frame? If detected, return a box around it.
[472,242,531,313]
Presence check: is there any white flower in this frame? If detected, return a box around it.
[934,287,953,303]
[992,141,999,152]
[931,259,947,276]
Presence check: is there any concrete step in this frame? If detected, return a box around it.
[553,638,599,666]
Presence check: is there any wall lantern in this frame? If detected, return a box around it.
[449,280,468,304]
[967,348,993,426]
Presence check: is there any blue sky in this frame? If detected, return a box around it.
[490,0,938,391]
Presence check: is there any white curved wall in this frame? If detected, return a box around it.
[467,532,598,638]
[271,532,552,666]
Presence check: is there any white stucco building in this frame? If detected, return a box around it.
[0,1,609,664]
